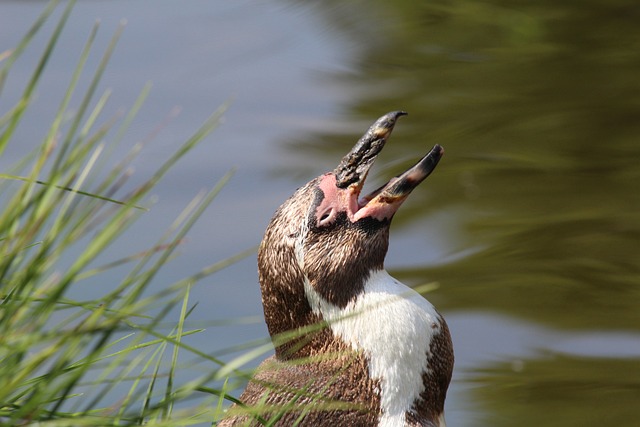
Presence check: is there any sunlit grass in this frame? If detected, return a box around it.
[0,1,259,425]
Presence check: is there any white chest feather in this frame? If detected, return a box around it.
[303,269,441,427]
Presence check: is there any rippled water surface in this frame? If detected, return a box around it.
[2,1,639,426]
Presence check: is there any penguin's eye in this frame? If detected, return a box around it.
[318,208,336,227]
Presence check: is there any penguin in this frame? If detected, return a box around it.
[219,111,453,427]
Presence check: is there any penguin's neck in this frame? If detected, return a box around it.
[303,269,444,427]
[257,239,332,359]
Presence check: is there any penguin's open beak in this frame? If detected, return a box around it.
[333,111,444,221]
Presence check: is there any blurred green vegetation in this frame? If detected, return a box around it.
[472,354,640,426]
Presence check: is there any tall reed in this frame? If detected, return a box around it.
[0,1,249,424]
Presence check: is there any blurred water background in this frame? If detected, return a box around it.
[1,1,639,426]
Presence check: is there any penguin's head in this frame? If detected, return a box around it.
[258,112,443,338]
